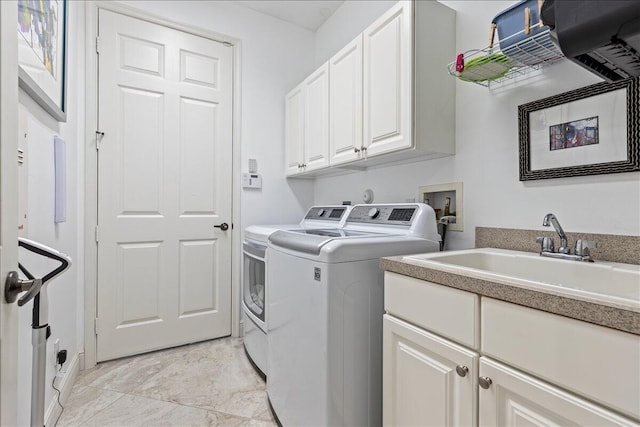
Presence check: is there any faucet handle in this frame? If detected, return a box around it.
[536,236,554,253]
[575,239,597,257]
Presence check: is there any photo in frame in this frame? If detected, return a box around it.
[518,77,639,181]
[18,0,68,122]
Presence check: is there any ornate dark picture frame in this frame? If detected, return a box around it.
[519,77,639,181]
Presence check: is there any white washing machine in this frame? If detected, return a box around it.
[242,205,352,377]
[266,203,441,426]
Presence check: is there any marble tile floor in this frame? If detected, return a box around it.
[57,337,277,426]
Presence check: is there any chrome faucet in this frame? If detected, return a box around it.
[542,213,569,254]
[537,213,597,262]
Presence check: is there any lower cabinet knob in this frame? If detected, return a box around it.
[456,365,469,377]
[479,376,493,389]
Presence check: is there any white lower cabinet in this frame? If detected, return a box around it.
[383,273,640,426]
[383,314,478,427]
[479,357,637,427]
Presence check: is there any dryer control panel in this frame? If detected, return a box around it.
[304,206,349,222]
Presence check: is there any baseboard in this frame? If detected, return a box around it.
[44,351,80,426]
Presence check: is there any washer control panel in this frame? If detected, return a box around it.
[347,204,418,225]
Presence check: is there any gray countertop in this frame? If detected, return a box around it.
[380,255,640,336]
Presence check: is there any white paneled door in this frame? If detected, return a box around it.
[96,10,233,361]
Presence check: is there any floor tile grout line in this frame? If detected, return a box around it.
[59,389,128,427]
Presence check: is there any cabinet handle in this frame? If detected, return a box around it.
[455,365,468,377]
[353,147,361,153]
[479,376,493,389]
[361,146,367,151]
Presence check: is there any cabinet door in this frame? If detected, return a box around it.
[383,315,478,427]
[284,84,304,175]
[303,62,330,172]
[363,1,412,157]
[330,35,363,165]
[479,357,638,427]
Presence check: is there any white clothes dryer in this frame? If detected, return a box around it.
[242,205,352,377]
[266,203,441,426]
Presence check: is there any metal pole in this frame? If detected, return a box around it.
[30,326,48,427]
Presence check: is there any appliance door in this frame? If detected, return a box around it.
[242,240,267,327]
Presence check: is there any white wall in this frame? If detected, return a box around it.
[312,0,640,249]
[118,0,317,228]
[17,1,86,424]
[314,0,397,66]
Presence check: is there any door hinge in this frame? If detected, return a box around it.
[95,225,99,243]
[94,317,99,335]
[95,131,104,151]
[96,36,100,54]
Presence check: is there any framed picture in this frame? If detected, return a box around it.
[518,77,639,181]
[18,0,68,122]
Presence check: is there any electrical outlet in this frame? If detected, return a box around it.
[54,339,60,362]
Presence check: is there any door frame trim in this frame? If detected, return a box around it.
[0,1,20,424]
[84,1,242,368]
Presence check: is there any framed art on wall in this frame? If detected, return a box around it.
[18,0,68,122]
[519,77,639,181]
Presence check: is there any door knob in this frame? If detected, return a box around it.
[214,223,229,231]
[5,271,43,306]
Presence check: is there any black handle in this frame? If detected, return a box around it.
[18,239,70,284]
[214,223,229,231]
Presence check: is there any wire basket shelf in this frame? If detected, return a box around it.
[448,26,565,88]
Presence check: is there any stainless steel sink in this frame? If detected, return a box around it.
[403,248,640,310]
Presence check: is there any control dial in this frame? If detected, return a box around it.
[317,209,326,217]
[368,208,380,219]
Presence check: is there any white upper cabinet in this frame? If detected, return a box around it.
[363,1,412,157]
[330,35,363,165]
[285,0,456,177]
[285,63,330,176]
[284,84,305,176]
[304,63,330,172]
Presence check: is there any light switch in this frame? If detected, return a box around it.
[242,173,262,189]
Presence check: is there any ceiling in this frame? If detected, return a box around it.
[234,1,344,31]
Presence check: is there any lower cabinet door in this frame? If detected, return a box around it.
[383,314,478,427]
[479,357,638,427]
